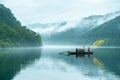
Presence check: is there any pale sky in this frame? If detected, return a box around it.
[1,0,120,25]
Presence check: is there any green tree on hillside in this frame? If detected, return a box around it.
[0,4,42,47]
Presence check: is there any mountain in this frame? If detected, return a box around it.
[27,21,78,35]
[28,11,120,35]
[41,11,120,45]
[0,4,42,47]
[27,10,120,45]
[81,16,120,46]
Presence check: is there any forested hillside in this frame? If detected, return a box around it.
[0,4,42,47]
[41,15,120,46]
[40,11,120,45]
[81,16,120,46]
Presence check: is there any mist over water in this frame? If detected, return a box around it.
[42,45,120,49]
[0,47,120,80]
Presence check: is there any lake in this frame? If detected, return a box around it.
[0,46,120,80]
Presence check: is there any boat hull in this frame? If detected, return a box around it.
[67,51,93,55]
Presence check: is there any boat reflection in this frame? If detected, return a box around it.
[68,53,92,59]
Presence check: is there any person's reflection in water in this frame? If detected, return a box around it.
[88,54,90,60]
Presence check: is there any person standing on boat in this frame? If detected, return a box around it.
[88,47,90,52]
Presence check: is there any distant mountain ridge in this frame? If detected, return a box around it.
[27,21,78,35]
[27,10,120,45]
[28,10,120,36]
[28,21,67,29]
[43,11,120,45]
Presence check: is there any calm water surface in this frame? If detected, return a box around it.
[0,47,120,80]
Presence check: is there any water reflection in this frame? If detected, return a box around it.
[93,48,120,76]
[1,47,120,80]
[42,48,120,79]
[0,48,41,80]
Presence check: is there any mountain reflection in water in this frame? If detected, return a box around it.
[0,48,41,80]
[0,47,120,80]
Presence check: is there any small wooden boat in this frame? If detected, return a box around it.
[67,48,93,55]
[67,51,93,55]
